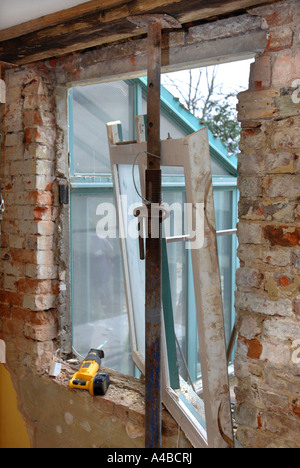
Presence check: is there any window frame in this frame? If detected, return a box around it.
[68,80,138,370]
[213,179,239,364]
[108,127,233,448]
[68,78,238,447]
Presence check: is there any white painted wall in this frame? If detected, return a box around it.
[0,0,91,30]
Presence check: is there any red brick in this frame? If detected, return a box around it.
[250,55,271,90]
[268,26,293,51]
[25,127,56,146]
[264,225,300,246]
[292,402,300,420]
[0,289,24,307]
[24,321,57,341]
[10,248,36,264]
[51,281,59,296]
[2,261,25,277]
[272,51,294,87]
[17,190,53,206]
[241,337,263,359]
[34,206,52,221]
[265,8,293,27]
[25,264,58,280]
[24,109,54,128]
[17,278,52,294]
[23,293,57,311]
[278,276,291,287]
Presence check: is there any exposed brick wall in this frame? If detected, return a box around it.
[0,67,59,373]
[235,0,300,448]
[0,52,193,450]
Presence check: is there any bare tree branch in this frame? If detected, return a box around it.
[162,66,243,154]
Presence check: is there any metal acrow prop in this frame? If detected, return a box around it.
[127,14,182,448]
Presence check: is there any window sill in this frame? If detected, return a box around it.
[48,360,192,448]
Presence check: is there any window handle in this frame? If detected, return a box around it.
[133,206,146,261]
[133,204,170,261]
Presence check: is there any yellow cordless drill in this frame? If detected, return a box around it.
[68,348,110,396]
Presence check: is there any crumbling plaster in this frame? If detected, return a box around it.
[0,0,300,448]
[5,341,191,448]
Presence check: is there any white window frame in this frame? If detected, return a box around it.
[107,122,233,448]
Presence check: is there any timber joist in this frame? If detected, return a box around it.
[0,0,280,65]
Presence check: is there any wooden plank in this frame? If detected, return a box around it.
[164,0,281,24]
[0,0,279,65]
[0,17,139,65]
[165,131,233,448]
[0,0,130,41]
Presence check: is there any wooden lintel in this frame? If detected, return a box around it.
[0,0,279,65]
[0,60,18,68]
[61,28,267,86]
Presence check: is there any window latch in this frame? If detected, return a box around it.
[133,203,170,261]
[59,183,69,205]
[0,194,5,220]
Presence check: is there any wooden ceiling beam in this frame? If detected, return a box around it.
[0,0,279,65]
[0,0,130,41]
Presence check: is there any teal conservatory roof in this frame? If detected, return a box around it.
[138,77,238,177]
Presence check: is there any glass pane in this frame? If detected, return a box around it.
[71,82,134,175]
[217,235,233,347]
[213,189,234,347]
[142,96,232,177]
[162,187,206,430]
[142,96,187,141]
[210,159,232,176]
[214,190,233,232]
[163,190,188,368]
[71,190,134,375]
[117,164,146,357]
[113,164,201,381]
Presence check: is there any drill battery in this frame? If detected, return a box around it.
[68,349,110,396]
